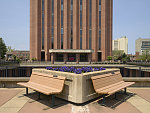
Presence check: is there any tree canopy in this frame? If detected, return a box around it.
[112,50,124,60]
[0,38,7,59]
[7,46,15,52]
[139,48,150,61]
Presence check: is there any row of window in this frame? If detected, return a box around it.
[42,0,101,50]
[142,41,150,46]
[16,54,29,57]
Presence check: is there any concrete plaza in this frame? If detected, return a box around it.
[0,87,150,113]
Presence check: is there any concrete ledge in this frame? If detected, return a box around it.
[123,77,150,82]
[0,77,29,88]
[49,49,94,53]
[0,77,30,82]
[123,77,150,87]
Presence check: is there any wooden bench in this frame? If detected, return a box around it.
[91,71,135,104]
[17,72,66,107]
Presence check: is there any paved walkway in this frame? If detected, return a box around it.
[0,88,150,113]
[0,88,30,113]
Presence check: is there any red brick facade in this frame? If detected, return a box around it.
[30,0,113,62]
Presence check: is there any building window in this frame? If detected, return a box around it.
[89,0,92,49]
[61,0,63,49]
[70,0,73,49]
[61,29,63,49]
[89,0,92,28]
[56,53,64,62]
[99,0,101,10]
[142,41,150,47]
[68,53,76,62]
[80,0,82,49]
[99,0,101,50]
[80,54,88,62]
[89,29,92,49]
[51,0,54,49]
[80,0,82,27]
[114,41,118,50]
[80,30,82,49]
[99,30,101,50]
[42,0,44,50]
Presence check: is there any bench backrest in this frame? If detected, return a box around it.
[91,71,123,90]
[29,72,66,91]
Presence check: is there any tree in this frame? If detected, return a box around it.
[122,53,127,59]
[139,48,150,61]
[0,38,7,59]
[31,57,37,61]
[7,46,15,52]
[13,55,17,61]
[112,50,124,60]
[107,56,112,61]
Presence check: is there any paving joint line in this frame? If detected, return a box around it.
[127,90,150,113]
[0,89,30,113]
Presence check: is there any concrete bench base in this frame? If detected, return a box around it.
[32,68,120,104]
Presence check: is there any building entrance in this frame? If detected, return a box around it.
[56,53,64,62]
[80,54,88,62]
[68,53,76,62]
[41,52,45,61]
[98,52,102,61]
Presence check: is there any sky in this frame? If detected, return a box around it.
[0,0,150,54]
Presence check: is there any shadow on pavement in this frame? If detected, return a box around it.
[95,91,135,109]
[21,90,136,111]
[24,91,69,110]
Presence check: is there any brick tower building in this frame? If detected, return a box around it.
[30,0,113,63]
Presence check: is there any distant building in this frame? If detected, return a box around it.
[112,36,128,54]
[6,51,30,61]
[135,38,150,55]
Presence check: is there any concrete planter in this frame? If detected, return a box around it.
[33,68,119,104]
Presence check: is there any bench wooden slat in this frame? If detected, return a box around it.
[95,81,124,93]
[91,73,112,80]
[18,82,61,95]
[114,71,121,75]
[99,82,134,94]
[92,73,123,90]
[29,74,65,91]
[91,71,135,96]
[17,72,66,107]
[32,72,65,80]
[103,82,135,95]
[17,72,66,95]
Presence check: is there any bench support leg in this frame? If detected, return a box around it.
[26,88,28,95]
[102,95,106,105]
[124,88,127,94]
[38,92,41,100]
[51,95,55,107]
[115,93,117,100]
[123,88,127,102]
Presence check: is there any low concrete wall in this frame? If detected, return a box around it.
[32,68,119,103]
[123,77,150,87]
[0,77,29,88]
